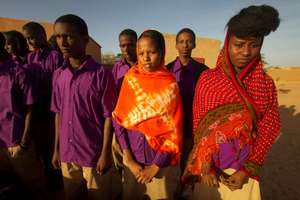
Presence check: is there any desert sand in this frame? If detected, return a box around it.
[261,67,300,200]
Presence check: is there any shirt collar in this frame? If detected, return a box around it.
[62,55,97,72]
[173,57,194,72]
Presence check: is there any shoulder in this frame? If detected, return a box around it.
[191,59,209,70]
[166,59,177,70]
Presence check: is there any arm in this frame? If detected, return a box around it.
[241,79,280,177]
[96,117,113,174]
[226,79,281,191]
[52,113,61,169]
[20,105,33,148]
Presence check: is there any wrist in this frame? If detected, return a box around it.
[20,143,29,150]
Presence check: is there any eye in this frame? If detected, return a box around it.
[234,43,243,48]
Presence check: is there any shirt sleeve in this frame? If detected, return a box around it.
[50,70,61,113]
[152,151,172,168]
[242,79,281,177]
[15,67,34,106]
[100,69,117,118]
[112,119,130,150]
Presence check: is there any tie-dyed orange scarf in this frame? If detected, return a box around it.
[112,64,183,165]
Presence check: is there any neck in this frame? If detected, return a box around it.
[125,57,137,67]
[69,55,87,71]
[179,55,191,66]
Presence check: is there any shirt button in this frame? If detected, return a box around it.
[69,139,72,143]
[68,121,72,125]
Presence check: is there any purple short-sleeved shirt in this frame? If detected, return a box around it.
[26,46,63,106]
[0,58,34,148]
[167,58,208,137]
[51,56,116,167]
[112,59,131,94]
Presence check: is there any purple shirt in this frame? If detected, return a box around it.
[213,140,251,171]
[112,59,131,94]
[113,122,172,168]
[112,59,172,168]
[26,46,63,108]
[51,56,116,167]
[167,58,208,138]
[0,58,34,148]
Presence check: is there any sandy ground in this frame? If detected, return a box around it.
[261,68,300,200]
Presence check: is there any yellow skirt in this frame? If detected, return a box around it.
[191,168,261,200]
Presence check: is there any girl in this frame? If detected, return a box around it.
[183,5,281,200]
[113,30,183,200]
[3,30,29,65]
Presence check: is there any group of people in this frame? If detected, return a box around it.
[0,4,281,200]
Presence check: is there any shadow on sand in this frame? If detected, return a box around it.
[261,105,300,200]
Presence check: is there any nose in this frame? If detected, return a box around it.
[242,45,251,57]
[143,53,150,61]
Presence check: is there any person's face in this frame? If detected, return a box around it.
[176,32,195,58]
[5,38,19,55]
[23,29,44,50]
[54,22,88,59]
[119,35,136,62]
[137,37,162,72]
[228,35,262,69]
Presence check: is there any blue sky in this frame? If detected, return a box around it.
[1,0,300,67]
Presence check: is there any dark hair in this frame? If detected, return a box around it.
[3,30,29,56]
[138,30,165,60]
[55,14,88,36]
[227,5,280,38]
[0,32,5,50]
[176,28,196,44]
[22,21,47,38]
[48,34,59,49]
[119,29,137,41]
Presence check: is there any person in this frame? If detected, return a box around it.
[51,14,116,200]
[0,32,47,200]
[182,5,281,200]
[112,29,183,200]
[166,28,208,172]
[22,21,63,190]
[111,28,138,199]
[3,30,29,65]
[112,29,138,93]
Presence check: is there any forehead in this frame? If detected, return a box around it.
[119,35,136,43]
[23,29,38,38]
[54,22,78,35]
[137,37,156,48]
[230,35,262,43]
[177,32,194,40]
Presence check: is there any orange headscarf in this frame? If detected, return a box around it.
[112,64,183,165]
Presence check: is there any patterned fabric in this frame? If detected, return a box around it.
[112,64,183,165]
[183,104,254,181]
[189,35,281,179]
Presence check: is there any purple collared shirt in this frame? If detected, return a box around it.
[0,58,34,148]
[112,59,131,94]
[26,46,63,107]
[167,58,208,137]
[51,56,116,167]
[113,122,172,168]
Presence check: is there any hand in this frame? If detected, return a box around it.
[52,150,61,169]
[123,156,142,178]
[136,164,159,184]
[96,153,112,175]
[225,170,248,191]
[201,172,219,187]
[12,145,25,157]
